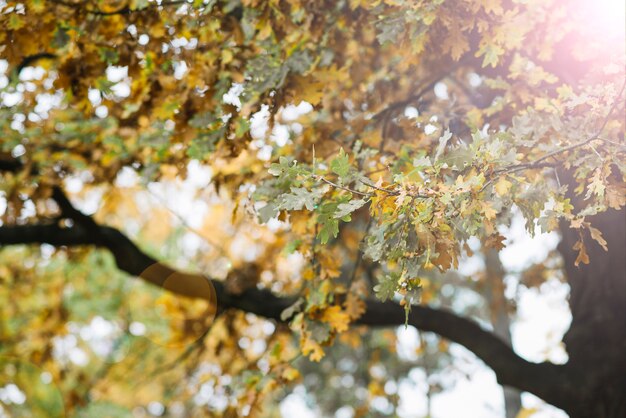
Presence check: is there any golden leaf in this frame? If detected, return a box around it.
[485,233,506,251]
[291,75,325,105]
[494,176,512,197]
[281,367,301,382]
[588,226,608,251]
[301,337,325,362]
[516,408,539,418]
[321,305,351,332]
[605,184,626,210]
[573,239,590,266]
[344,292,366,320]
[482,202,498,220]
[442,25,469,61]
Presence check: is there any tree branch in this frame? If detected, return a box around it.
[494,79,626,176]
[360,299,573,408]
[0,145,576,408]
[0,218,573,408]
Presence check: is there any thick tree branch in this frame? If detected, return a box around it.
[0,219,572,408]
[0,153,576,409]
[360,303,572,408]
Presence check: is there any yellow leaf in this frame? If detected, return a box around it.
[281,367,300,381]
[321,305,350,332]
[556,84,574,100]
[573,238,590,266]
[466,107,484,128]
[494,176,512,196]
[8,14,25,30]
[28,0,47,13]
[320,253,341,279]
[302,267,315,281]
[482,202,498,220]
[516,408,538,418]
[221,49,234,64]
[301,337,325,362]
[588,226,608,251]
[476,42,504,67]
[257,21,273,40]
[480,0,504,15]
[344,292,366,320]
[368,381,385,396]
[292,75,325,105]
[570,217,585,229]
[415,223,436,254]
[442,25,469,61]
[319,280,333,299]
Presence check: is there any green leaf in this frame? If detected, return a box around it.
[8,14,25,30]
[74,402,132,418]
[268,156,304,178]
[235,117,250,137]
[52,26,70,49]
[306,319,332,343]
[186,128,224,159]
[433,129,452,161]
[376,14,405,44]
[95,77,115,95]
[412,155,432,169]
[283,239,302,254]
[99,48,119,65]
[189,111,217,129]
[280,298,304,321]
[334,198,367,220]
[318,217,339,244]
[330,148,350,179]
[373,273,398,302]
[279,187,326,211]
[316,198,349,244]
[258,202,279,223]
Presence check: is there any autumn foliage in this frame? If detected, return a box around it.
[0,0,625,417]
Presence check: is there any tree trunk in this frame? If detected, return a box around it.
[558,201,626,417]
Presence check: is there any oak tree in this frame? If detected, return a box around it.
[0,0,624,417]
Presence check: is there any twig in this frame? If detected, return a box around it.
[484,80,626,188]
[145,327,211,380]
[349,219,372,286]
[313,175,373,197]
[145,187,227,255]
[357,178,400,196]
[595,137,626,148]
[372,67,461,122]
[510,80,624,171]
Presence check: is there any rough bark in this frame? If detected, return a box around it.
[558,205,626,418]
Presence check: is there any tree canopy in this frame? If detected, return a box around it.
[0,0,625,417]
